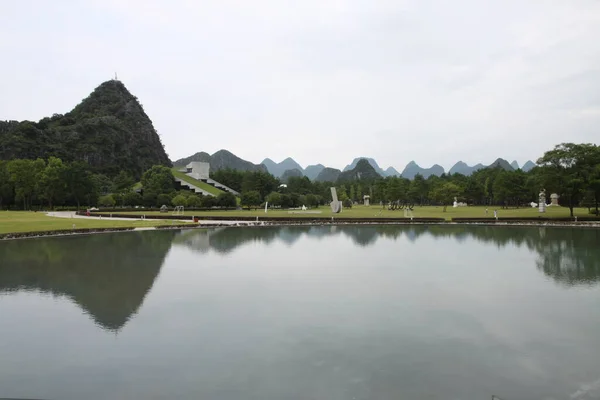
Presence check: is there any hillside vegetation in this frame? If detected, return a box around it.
[0,80,170,178]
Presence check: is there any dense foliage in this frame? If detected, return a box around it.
[2,143,598,215]
[220,143,600,215]
[0,80,171,179]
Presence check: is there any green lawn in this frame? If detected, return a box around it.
[97,205,592,220]
[0,212,190,235]
[171,168,224,196]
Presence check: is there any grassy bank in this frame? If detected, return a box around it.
[95,205,591,220]
[0,211,190,235]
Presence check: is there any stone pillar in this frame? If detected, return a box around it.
[539,189,546,213]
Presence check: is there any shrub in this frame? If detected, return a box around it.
[186,195,202,208]
[156,193,172,207]
[216,192,237,208]
[123,192,142,207]
[171,194,188,207]
[98,194,115,207]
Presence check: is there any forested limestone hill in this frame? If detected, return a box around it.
[0,80,171,179]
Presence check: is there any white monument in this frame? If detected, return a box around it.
[453,196,458,208]
[363,195,370,206]
[550,193,559,206]
[539,189,547,213]
[330,187,342,213]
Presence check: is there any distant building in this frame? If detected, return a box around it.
[185,162,210,180]
[176,162,240,196]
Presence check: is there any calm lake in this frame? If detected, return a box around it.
[1,225,600,400]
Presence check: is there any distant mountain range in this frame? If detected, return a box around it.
[173,150,267,173]
[315,167,342,182]
[401,161,445,179]
[173,151,536,181]
[338,159,381,182]
[261,157,303,178]
[304,164,325,180]
[343,157,387,177]
[448,161,486,176]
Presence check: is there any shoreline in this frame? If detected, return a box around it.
[1,219,599,241]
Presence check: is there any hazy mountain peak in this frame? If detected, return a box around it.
[304,164,325,181]
[174,149,266,172]
[385,166,401,177]
[401,161,444,179]
[261,157,303,177]
[522,160,536,172]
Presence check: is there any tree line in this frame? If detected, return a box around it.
[1,143,598,215]
[228,143,600,216]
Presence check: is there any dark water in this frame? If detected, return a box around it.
[1,225,600,400]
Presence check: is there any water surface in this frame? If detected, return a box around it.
[1,225,599,400]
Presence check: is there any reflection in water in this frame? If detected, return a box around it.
[1,225,600,400]
[1,225,598,335]
[174,225,600,286]
[0,230,177,331]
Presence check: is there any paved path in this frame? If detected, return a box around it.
[45,211,257,226]
[46,211,148,221]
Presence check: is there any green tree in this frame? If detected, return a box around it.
[142,191,158,207]
[64,162,96,209]
[186,195,202,208]
[305,193,318,207]
[241,171,279,199]
[537,143,599,217]
[241,191,261,209]
[171,194,188,207]
[123,192,142,207]
[492,170,527,208]
[202,196,217,208]
[38,157,67,209]
[112,171,136,193]
[265,191,282,206]
[216,192,237,208]
[141,165,175,194]
[98,194,116,207]
[7,158,45,209]
[463,179,484,205]
[431,182,461,212]
[91,174,113,195]
[0,161,14,209]
[156,193,173,207]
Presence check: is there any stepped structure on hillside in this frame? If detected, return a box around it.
[177,162,239,196]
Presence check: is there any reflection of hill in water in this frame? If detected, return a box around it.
[174,225,600,286]
[0,231,177,331]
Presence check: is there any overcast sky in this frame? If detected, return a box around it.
[1,0,599,171]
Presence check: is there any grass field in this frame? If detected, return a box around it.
[0,212,190,235]
[171,168,224,196]
[97,205,591,220]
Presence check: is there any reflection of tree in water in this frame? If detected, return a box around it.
[174,225,600,286]
[0,231,177,331]
[400,225,600,287]
[531,228,600,286]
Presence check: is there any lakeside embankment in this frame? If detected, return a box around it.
[0,208,598,241]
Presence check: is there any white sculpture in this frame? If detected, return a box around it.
[539,189,546,213]
[330,187,342,213]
